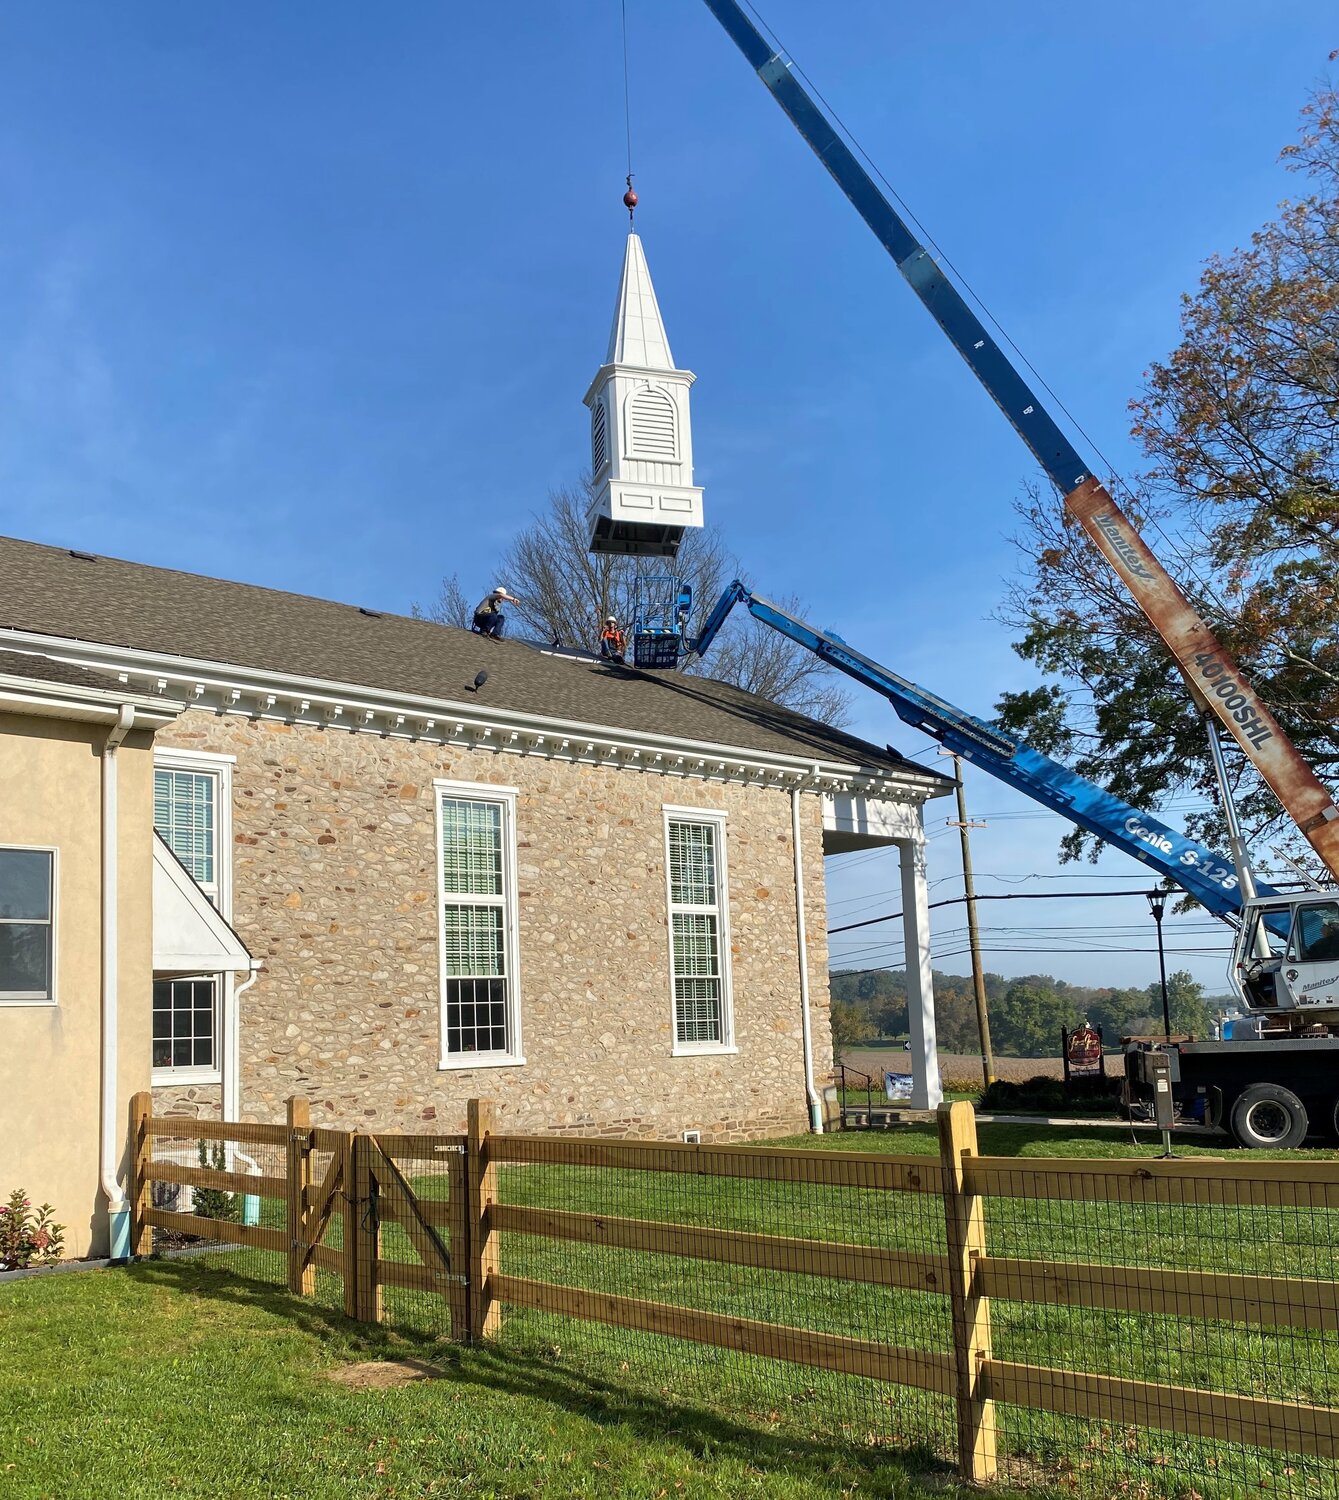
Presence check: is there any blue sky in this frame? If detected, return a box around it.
[2,3,1331,994]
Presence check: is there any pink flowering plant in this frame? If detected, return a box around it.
[0,1189,65,1271]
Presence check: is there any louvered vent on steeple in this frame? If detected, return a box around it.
[629,386,677,459]
[592,401,608,474]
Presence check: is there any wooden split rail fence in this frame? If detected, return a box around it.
[129,1094,1339,1483]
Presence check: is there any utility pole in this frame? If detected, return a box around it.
[943,752,995,1090]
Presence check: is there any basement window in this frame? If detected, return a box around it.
[435,782,523,1068]
[0,848,56,1006]
[664,809,735,1054]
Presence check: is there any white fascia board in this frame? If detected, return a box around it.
[0,628,943,801]
[0,673,184,727]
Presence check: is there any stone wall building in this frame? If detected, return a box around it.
[0,229,952,1151]
[0,537,950,1141]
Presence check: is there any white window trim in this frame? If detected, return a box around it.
[153,748,233,918]
[153,749,233,1088]
[0,844,58,1008]
[433,780,524,1070]
[662,807,735,1057]
[151,975,223,1087]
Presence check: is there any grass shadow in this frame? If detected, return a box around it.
[127,1257,1026,1498]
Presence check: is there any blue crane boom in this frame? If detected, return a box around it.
[699,0,1339,883]
[693,582,1273,918]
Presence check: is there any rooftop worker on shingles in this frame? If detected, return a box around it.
[472,587,514,640]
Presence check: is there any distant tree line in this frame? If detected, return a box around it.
[829,967,1224,1059]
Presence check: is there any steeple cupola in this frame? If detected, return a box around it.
[584,233,704,558]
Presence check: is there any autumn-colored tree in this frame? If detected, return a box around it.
[999,69,1339,875]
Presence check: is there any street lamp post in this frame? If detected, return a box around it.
[1147,890,1171,1040]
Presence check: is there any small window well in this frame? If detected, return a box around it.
[682,1129,702,1145]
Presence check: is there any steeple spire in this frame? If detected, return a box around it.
[583,232,704,559]
[606,232,675,369]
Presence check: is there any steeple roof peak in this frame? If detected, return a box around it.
[606,232,675,370]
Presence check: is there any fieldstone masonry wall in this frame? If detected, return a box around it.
[152,710,835,1141]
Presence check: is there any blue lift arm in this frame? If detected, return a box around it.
[694,582,1272,918]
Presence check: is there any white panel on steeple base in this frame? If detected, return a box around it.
[587,477,705,557]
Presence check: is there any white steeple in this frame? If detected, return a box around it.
[606,234,675,369]
[584,233,704,559]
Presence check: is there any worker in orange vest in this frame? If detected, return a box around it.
[599,616,627,663]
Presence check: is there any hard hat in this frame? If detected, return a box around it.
[605,616,618,625]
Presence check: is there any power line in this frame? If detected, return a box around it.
[828,886,1169,936]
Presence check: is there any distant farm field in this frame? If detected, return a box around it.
[838,1049,1071,1089]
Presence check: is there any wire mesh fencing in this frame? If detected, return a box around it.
[969,1156,1339,1500]
[128,1092,1339,1499]
[486,1131,957,1472]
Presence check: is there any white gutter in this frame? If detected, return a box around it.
[100,703,136,1259]
[792,768,824,1134]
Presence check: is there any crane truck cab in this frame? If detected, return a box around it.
[1232,892,1339,1021]
[1124,890,1339,1151]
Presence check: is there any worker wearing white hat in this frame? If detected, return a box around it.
[472,587,514,639]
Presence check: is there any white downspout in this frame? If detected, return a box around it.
[224,962,262,1126]
[101,704,136,1260]
[227,963,264,1226]
[792,770,824,1134]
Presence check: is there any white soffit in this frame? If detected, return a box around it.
[153,833,252,975]
[822,792,923,853]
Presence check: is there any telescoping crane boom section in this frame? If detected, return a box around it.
[700,0,1339,880]
[693,582,1277,920]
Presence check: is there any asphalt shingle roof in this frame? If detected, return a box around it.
[0,536,946,783]
[0,647,124,692]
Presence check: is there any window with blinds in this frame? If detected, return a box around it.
[154,767,218,896]
[439,792,517,1059]
[665,814,731,1048]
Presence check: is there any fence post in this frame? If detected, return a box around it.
[352,1133,383,1323]
[447,1147,471,1342]
[287,1097,315,1297]
[938,1100,996,1484]
[467,1098,500,1340]
[129,1090,153,1258]
[341,1133,359,1320]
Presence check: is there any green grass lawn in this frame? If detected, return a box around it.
[0,1257,1034,1500]
[4,1121,1334,1500]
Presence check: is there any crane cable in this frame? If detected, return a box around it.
[621,0,637,222]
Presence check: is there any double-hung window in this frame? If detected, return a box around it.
[436,783,521,1066]
[0,848,56,1005]
[664,809,733,1052]
[152,751,232,1082]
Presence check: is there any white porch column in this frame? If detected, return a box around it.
[898,832,942,1109]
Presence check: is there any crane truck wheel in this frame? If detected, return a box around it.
[1228,1084,1309,1150]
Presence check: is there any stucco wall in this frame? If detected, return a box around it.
[153,711,835,1141]
[0,713,155,1258]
